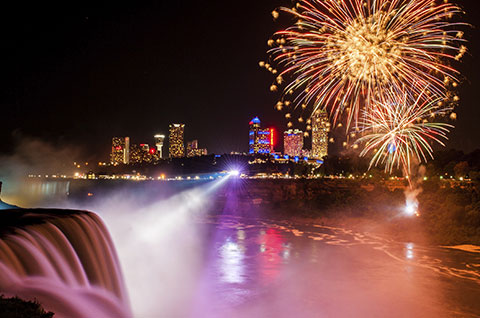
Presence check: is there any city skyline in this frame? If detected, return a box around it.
[110,123,210,164]
[0,0,479,160]
[109,115,329,167]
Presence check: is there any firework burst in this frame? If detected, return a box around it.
[264,0,466,126]
[355,90,453,174]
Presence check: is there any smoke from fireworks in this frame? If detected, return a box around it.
[263,0,466,126]
[355,90,453,175]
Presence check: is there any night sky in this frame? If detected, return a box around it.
[1,0,479,161]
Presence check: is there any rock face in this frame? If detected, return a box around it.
[208,178,411,220]
[0,209,132,318]
[0,181,17,210]
[214,179,381,203]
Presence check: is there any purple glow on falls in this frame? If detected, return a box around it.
[0,210,131,318]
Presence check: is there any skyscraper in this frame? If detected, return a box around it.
[284,129,304,157]
[311,110,329,159]
[169,124,185,158]
[249,117,271,154]
[154,134,165,159]
[111,137,130,165]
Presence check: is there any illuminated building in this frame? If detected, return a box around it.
[311,110,329,159]
[111,137,130,165]
[187,140,198,156]
[169,124,185,158]
[129,144,159,164]
[249,117,271,154]
[186,140,207,157]
[128,144,142,164]
[154,134,165,158]
[283,129,303,157]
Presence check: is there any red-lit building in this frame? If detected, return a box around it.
[283,129,303,157]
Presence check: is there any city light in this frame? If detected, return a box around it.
[270,128,275,153]
[284,129,303,158]
[169,124,186,158]
[229,170,240,177]
[311,110,328,160]
[249,117,272,154]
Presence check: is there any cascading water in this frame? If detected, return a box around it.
[0,208,131,318]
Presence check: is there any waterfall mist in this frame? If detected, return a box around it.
[66,178,229,317]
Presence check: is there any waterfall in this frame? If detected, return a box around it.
[0,209,132,318]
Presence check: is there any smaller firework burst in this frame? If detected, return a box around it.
[355,90,453,174]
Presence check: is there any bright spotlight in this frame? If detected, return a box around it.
[229,170,240,177]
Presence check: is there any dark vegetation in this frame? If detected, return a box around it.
[0,295,53,318]
[319,149,480,180]
[420,181,480,245]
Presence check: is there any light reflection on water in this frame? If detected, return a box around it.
[406,242,415,260]
[200,215,480,318]
[220,239,245,284]
[2,180,70,207]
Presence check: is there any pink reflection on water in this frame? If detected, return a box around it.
[258,228,284,284]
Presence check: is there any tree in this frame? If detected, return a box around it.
[0,296,54,318]
[454,161,469,179]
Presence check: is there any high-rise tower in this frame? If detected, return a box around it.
[111,137,130,165]
[311,110,329,159]
[154,134,165,159]
[169,124,185,158]
[283,129,304,157]
[249,117,271,154]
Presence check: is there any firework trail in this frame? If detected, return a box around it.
[355,89,453,175]
[263,0,466,127]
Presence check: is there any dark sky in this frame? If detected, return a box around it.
[1,0,479,161]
